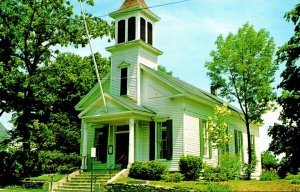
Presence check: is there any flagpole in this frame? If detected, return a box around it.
[79,0,108,112]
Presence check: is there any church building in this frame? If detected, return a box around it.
[75,0,261,176]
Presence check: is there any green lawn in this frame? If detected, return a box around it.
[0,188,46,192]
[115,176,300,191]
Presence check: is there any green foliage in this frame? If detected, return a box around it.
[219,153,241,180]
[158,65,173,76]
[292,179,300,185]
[260,171,279,181]
[242,154,258,180]
[261,151,279,171]
[179,155,203,181]
[268,3,300,175]
[205,22,277,174]
[0,0,112,179]
[206,104,232,150]
[203,165,227,182]
[129,161,168,180]
[38,150,80,174]
[28,174,66,182]
[162,172,184,182]
[285,173,300,180]
[206,183,232,192]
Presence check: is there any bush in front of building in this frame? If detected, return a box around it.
[219,153,241,180]
[129,160,168,180]
[161,172,184,182]
[178,155,202,181]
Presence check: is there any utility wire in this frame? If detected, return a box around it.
[79,0,108,112]
[98,0,192,18]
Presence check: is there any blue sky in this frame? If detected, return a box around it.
[0,0,298,152]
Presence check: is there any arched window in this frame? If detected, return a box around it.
[128,17,136,41]
[147,22,153,45]
[140,17,146,42]
[118,20,125,43]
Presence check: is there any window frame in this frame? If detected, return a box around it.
[117,19,125,44]
[128,17,136,41]
[156,121,168,160]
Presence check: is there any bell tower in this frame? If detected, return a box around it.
[106,0,163,104]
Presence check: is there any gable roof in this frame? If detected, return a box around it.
[140,64,242,114]
[78,92,154,118]
[119,0,148,10]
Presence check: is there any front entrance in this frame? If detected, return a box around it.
[94,126,108,163]
[115,132,129,169]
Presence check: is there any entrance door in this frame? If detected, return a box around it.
[115,132,129,169]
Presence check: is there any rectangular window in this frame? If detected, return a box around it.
[120,68,128,95]
[94,126,108,163]
[157,122,167,159]
[147,22,153,45]
[235,129,244,162]
[140,17,146,42]
[118,20,125,44]
[128,17,136,41]
[200,120,212,159]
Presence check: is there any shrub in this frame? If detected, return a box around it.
[129,160,167,180]
[219,153,241,180]
[203,165,227,182]
[260,171,279,181]
[207,183,231,192]
[38,150,80,174]
[292,179,300,185]
[285,173,300,180]
[261,151,279,171]
[162,172,184,182]
[179,155,202,180]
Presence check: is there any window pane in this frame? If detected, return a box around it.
[157,122,167,159]
[128,17,136,41]
[140,17,146,41]
[147,22,153,45]
[118,20,125,43]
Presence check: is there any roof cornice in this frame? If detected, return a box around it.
[106,39,163,56]
[109,5,160,22]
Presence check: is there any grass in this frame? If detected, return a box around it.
[115,176,300,191]
[0,186,46,192]
[27,173,66,182]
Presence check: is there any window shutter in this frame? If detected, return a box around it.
[149,121,155,160]
[200,120,204,159]
[209,138,213,159]
[234,130,238,154]
[240,131,244,162]
[166,120,173,160]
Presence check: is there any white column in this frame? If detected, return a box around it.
[128,118,135,167]
[81,121,88,170]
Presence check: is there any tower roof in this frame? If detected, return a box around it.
[119,0,148,10]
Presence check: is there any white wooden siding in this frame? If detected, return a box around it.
[183,114,200,156]
[141,72,184,171]
[135,121,150,161]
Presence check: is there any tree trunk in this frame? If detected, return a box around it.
[245,118,252,180]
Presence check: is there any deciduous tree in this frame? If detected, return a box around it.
[205,23,276,179]
[268,3,300,174]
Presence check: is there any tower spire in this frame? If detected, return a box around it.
[119,0,148,10]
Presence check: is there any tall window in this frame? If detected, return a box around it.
[140,17,146,42]
[120,68,128,95]
[147,22,153,45]
[128,17,136,41]
[200,120,212,159]
[157,122,167,159]
[235,129,244,162]
[118,20,125,43]
[94,127,108,163]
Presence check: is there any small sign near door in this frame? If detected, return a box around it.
[91,147,96,158]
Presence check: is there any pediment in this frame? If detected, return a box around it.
[118,61,131,68]
[79,94,130,118]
